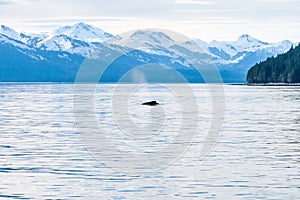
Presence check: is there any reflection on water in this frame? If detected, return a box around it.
[0,84,299,199]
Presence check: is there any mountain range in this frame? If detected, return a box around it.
[0,22,296,82]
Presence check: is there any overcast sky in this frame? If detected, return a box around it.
[1,0,300,42]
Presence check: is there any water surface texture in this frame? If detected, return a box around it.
[0,84,299,199]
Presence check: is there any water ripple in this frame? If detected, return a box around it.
[0,84,299,199]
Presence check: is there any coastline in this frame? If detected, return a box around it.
[246,83,300,86]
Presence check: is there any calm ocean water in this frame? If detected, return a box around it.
[0,84,299,199]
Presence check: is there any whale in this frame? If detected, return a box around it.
[141,101,159,106]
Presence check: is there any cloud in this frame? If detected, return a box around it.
[0,0,25,5]
[0,0,299,42]
[0,0,14,5]
[262,0,296,2]
[175,0,214,5]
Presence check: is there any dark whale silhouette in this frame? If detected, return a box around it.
[141,101,159,106]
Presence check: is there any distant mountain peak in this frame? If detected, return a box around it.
[130,30,174,41]
[75,22,90,27]
[234,34,270,50]
[126,30,175,47]
[239,34,251,38]
[54,22,114,42]
[1,25,11,31]
[0,25,19,40]
[237,34,259,42]
[282,39,293,45]
[68,22,96,32]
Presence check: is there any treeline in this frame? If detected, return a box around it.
[247,44,300,83]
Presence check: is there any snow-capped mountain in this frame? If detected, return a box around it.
[55,22,114,42]
[0,25,20,41]
[0,23,296,82]
[114,30,293,81]
[115,30,175,48]
[16,23,115,57]
[205,34,292,63]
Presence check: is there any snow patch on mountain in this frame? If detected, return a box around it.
[0,34,30,50]
[37,34,72,51]
[0,25,20,41]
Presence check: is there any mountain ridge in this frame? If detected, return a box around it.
[0,22,296,83]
